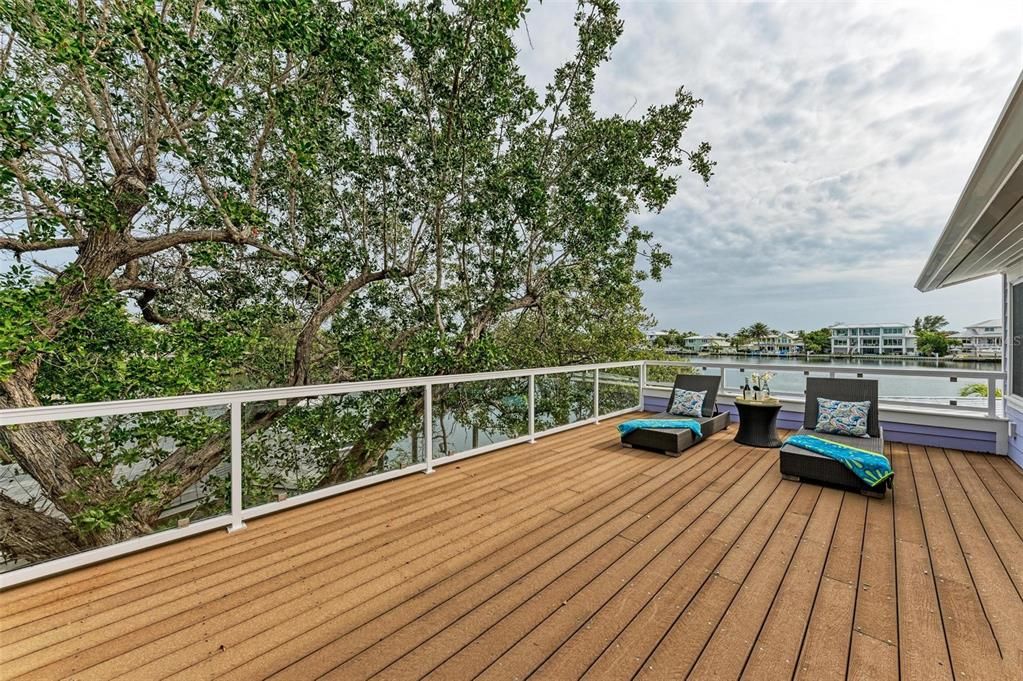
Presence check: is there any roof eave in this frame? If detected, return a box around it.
[916,71,1023,292]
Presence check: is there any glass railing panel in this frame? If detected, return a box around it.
[689,366,827,399]
[535,370,595,431]
[241,388,424,509]
[430,377,529,459]
[1,406,230,573]
[855,372,1003,412]
[644,362,687,388]
[598,365,640,416]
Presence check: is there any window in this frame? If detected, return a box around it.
[883,327,903,334]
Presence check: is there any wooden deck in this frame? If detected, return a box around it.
[2,415,1023,680]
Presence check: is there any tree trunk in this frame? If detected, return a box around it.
[0,371,119,520]
[0,493,82,563]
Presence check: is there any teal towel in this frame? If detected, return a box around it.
[785,434,893,488]
[618,419,702,438]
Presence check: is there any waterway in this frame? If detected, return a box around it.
[678,354,1002,402]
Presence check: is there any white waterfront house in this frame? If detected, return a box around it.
[646,330,670,345]
[757,332,804,356]
[682,334,730,353]
[952,319,1003,357]
[828,323,917,355]
[917,72,1021,467]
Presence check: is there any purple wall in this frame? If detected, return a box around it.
[644,395,998,454]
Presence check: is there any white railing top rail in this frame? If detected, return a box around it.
[0,359,1003,427]
[646,359,1005,381]
[0,360,643,426]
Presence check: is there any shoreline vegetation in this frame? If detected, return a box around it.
[663,350,1002,364]
[649,316,1000,364]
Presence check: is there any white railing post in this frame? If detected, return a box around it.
[638,362,647,411]
[424,384,433,474]
[988,377,998,417]
[228,400,246,533]
[593,369,600,423]
[528,374,536,443]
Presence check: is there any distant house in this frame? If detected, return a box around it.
[757,332,804,356]
[646,330,670,344]
[829,323,917,355]
[682,335,730,354]
[952,319,1003,357]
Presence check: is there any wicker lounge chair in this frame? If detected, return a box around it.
[620,374,730,457]
[779,377,890,498]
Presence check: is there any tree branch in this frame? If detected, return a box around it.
[0,236,81,253]
[290,268,413,385]
[0,492,80,563]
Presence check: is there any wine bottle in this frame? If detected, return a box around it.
[742,379,750,400]
[753,383,761,401]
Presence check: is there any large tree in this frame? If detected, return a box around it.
[0,0,711,564]
[914,315,949,334]
[799,328,831,354]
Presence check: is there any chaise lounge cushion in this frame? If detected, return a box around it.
[780,376,889,496]
[621,410,730,457]
[780,427,889,493]
[620,373,729,457]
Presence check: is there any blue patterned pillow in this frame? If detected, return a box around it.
[815,398,871,437]
[669,389,706,417]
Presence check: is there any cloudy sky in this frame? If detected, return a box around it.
[515,0,1022,334]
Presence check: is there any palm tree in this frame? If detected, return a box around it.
[744,322,772,341]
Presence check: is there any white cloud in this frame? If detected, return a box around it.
[515,0,1022,332]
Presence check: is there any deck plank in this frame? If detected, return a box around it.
[909,445,1003,679]
[794,492,867,681]
[739,486,843,680]
[892,443,954,681]
[417,443,759,680]
[634,479,804,679]
[2,417,1022,681]
[528,450,777,680]
[929,449,1023,655]
[276,435,743,681]
[847,484,899,680]
[576,459,783,680]
[682,484,821,680]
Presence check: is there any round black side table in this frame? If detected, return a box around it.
[734,398,783,448]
